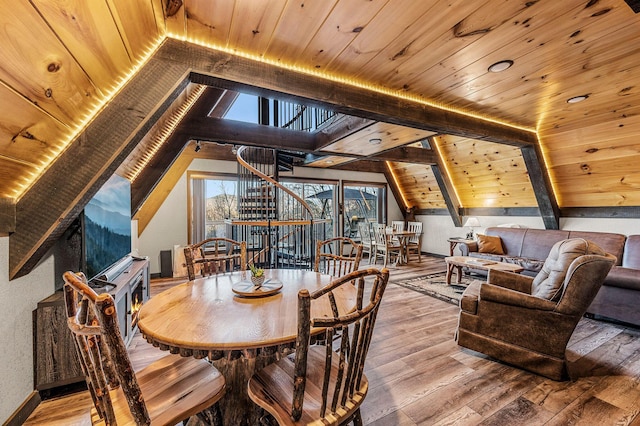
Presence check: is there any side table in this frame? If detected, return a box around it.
[447,237,474,256]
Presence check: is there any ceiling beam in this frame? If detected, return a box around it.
[368,146,438,164]
[427,137,463,227]
[0,198,15,234]
[521,145,560,229]
[315,115,375,150]
[172,39,537,147]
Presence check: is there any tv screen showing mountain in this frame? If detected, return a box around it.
[83,174,131,279]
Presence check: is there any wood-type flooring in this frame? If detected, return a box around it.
[23,255,640,425]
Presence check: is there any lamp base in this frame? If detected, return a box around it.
[466,231,475,240]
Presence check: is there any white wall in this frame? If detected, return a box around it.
[139,159,401,274]
[0,238,56,423]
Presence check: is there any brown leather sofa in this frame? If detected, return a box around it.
[458,227,640,326]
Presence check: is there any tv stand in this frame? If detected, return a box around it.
[34,258,150,394]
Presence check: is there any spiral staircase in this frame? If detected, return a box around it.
[227,146,331,269]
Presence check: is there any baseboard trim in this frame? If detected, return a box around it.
[4,391,41,426]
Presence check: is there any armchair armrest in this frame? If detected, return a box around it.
[480,283,557,311]
[487,269,533,293]
[459,241,477,256]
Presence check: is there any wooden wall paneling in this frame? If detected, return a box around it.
[265,0,338,61]
[327,0,448,78]
[31,0,131,89]
[295,0,384,70]
[392,162,447,210]
[544,138,640,169]
[541,118,640,154]
[0,1,98,125]
[384,163,407,215]
[149,0,167,35]
[0,83,69,198]
[108,0,163,61]
[185,0,234,46]
[160,0,186,37]
[228,0,286,56]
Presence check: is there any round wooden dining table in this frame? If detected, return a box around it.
[137,268,357,426]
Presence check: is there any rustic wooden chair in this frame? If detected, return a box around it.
[406,221,423,262]
[247,267,390,425]
[357,222,376,263]
[63,271,226,426]
[373,224,401,267]
[314,236,363,277]
[184,237,247,280]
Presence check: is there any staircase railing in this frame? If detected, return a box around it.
[229,146,330,270]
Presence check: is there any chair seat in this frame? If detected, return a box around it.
[248,346,369,426]
[99,355,226,426]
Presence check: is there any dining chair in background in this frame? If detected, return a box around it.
[406,221,423,262]
[184,237,247,280]
[358,222,376,263]
[62,271,226,426]
[315,236,363,277]
[247,267,390,425]
[373,224,402,267]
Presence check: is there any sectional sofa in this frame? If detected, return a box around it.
[458,227,640,327]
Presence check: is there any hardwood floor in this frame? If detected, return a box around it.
[24,255,640,425]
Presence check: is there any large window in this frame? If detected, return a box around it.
[281,179,338,236]
[343,183,386,240]
[188,173,238,243]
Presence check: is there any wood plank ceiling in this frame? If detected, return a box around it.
[2,0,640,278]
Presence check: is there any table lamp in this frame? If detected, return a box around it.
[463,217,481,240]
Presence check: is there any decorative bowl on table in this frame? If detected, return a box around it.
[251,275,265,286]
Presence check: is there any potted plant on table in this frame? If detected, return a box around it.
[249,263,265,286]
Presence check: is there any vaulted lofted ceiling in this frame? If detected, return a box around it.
[2,0,640,279]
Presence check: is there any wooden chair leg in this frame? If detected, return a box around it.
[194,403,223,426]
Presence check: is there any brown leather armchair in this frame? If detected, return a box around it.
[456,238,616,380]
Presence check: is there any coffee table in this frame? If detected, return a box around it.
[444,255,524,285]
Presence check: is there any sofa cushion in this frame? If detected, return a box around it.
[603,266,640,291]
[569,231,626,266]
[519,229,570,262]
[622,235,640,269]
[486,227,527,256]
[477,234,505,255]
[532,239,607,301]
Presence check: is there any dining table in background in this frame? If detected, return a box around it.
[387,229,415,265]
[137,268,357,426]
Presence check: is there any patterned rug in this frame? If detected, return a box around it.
[393,271,484,305]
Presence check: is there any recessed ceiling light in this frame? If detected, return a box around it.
[488,60,514,73]
[325,160,334,164]
[369,138,382,144]
[567,94,589,104]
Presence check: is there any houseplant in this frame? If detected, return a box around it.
[249,263,265,286]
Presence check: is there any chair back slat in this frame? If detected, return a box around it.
[314,237,363,277]
[291,267,389,422]
[184,238,247,280]
[63,271,151,425]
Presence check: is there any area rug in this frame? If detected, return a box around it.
[393,271,484,305]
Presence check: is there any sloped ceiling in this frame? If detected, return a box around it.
[2,0,640,278]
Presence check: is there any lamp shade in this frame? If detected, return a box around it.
[463,217,480,228]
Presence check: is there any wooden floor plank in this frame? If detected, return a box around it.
[23,255,640,425]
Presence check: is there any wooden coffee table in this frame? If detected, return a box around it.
[444,256,524,285]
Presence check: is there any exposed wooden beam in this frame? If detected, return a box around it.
[131,87,227,215]
[368,146,438,164]
[10,58,193,279]
[176,116,324,152]
[174,39,537,147]
[0,197,15,234]
[428,137,463,227]
[520,145,560,230]
[383,166,407,215]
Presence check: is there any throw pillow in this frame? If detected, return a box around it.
[477,234,505,255]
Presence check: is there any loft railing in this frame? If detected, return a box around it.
[229,146,330,269]
[273,99,336,132]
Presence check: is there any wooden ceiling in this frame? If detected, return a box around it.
[3,0,640,278]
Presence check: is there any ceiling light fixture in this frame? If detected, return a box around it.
[369,138,382,144]
[488,60,514,73]
[566,94,589,104]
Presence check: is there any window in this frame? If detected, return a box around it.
[188,173,238,243]
[281,179,338,237]
[343,184,386,240]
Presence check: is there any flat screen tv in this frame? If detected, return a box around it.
[82,174,132,280]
